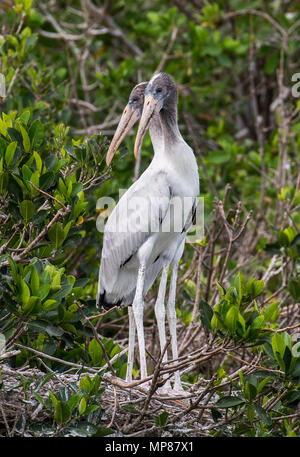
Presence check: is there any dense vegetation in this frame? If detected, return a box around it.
[0,0,299,437]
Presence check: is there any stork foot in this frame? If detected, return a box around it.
[171,387,189,397]
[156,380,188,397]
[157,380,173,395]
[139,380,152,392]
[156,385,188,397]
[169,379,189,396]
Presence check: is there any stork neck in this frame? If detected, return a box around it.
[148,103,183,159]
[159,104,182,147]
[149,112,164,153]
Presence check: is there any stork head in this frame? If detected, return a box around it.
[106,82,147,166]
[134,73,177,159]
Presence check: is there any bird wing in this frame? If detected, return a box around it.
[97,169,171,301]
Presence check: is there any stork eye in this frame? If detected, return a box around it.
[156,87,163,94]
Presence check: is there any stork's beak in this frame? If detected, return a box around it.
[106,104,139,166]
[134,94,159,160]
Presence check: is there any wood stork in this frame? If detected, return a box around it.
[97,73,199,392]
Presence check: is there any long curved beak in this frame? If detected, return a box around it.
[134,94,159,160]
[106,105,139,166]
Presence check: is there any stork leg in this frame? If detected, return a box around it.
[154,263,172,391]
[126,306,136,383]
[167,263,183,392]
[132,263,148,381]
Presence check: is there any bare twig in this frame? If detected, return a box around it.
[28,181,68,212]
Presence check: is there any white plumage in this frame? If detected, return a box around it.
[97,73,199,392]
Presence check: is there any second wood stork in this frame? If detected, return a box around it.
[97,73,199,392]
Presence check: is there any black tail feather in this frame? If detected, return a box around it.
[97,290,122,310]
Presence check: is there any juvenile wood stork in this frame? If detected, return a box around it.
[97,73,199,392]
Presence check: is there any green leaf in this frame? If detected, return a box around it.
[58,177,67,196]
[90,376,102,395]
[30,266,40,296]
[264,53,279,75]
[288,278,300,300]
[29,170,40,194]
[209,149,231,164]
[29,119,44,149]
[236,271,246,303]
[283,346,292,374]
[283,226,296,244]
[53,284,73,301]
[272,333,286,360]
[43,299,57,311]
[85,404,100,415]
[238,371,245,388]
[211,312,223,331]
[7,127,23,147]
[63,220,72,240]
[45,324,63,337]
[40,171,55,190]
[211,408,222,423]
[271,333,286,371]
[50,273,61,293]
[199,300,213,330]
[88,338,103,365]
[5,141,17,166]
[20,279,30,306]
[236,312,246,336]
[19,200,35,222]
[253,280,264,298]
[62,424,97,437]
[79,375,92,394]
[33,151,42,173]
[8,256,18,282]
[48,222,65,249]
[71,182,83,197]
[92,426,114,437]
[244,381,257,402]
[18,109,31,125]
[215,396,245,408]
[217,282,226,296]
[264,301,279,323]
[49,391,58,409]
[54,401,71,425]
[0,171,9,194]
[36,284,51,301]
[250,315,265,330]
[68,393,83,413]
[22,164,32,182]
[33,392,48,409]
[154,410,169,427]
[247,404,255,424]
[58,386,70,402]
[0,118,7,137]
[224,286,239,305]
[278,231,290,248]
[282,389,300,408]
[292,359,300,377]
[19,124,31,153]
[254,404,272,425]
[122,404,139,415]
[22,296,40,315]
[225,306,238,333]
[257,377,270,394]
[78,397,87,416]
